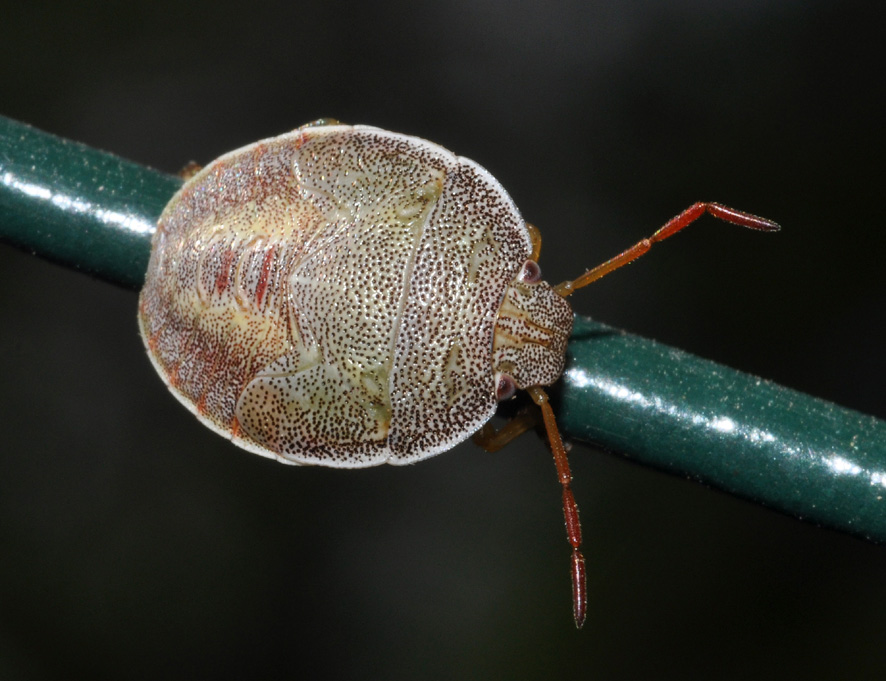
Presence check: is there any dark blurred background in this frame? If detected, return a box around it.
[1,1,885,679]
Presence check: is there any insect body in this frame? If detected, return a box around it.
[139,121,778,627]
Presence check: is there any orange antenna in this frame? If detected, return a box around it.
[526,386,587,629]
[554,202,780,297]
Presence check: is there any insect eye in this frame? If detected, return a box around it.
[520,260,542,284]
[495,374,517,402]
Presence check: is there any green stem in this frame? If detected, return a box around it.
[559,318,886,543]
[0,116,181,288]
[3,115,885,542]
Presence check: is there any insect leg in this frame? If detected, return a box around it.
[553,202,780,297]
[526,222,543,262]
[177,161,203,180]
[526,386,587,629]
[472,407,540,452]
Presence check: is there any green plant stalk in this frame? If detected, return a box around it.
[559,318,886,542]
[3,116,885,542]
[0,116,182,288]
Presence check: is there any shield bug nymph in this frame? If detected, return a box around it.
[138,121,779,627]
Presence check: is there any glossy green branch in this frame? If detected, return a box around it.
[2,115,885,543]
[558,319,886,543]
[0,116,181,288]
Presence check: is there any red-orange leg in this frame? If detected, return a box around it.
[526,222,543,263]
[554,202,780,296]
[472,408,540,453]
[526,386,587,629]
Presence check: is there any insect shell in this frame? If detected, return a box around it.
[140,121,588,625]
[139,122,572,466]
[139,120,778,628]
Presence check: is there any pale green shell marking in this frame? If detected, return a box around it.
[138,124,573,468]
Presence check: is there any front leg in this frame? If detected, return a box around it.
[472,405,540,453]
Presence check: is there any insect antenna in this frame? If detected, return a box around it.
[526,386,587,629]
[554,202,780,297]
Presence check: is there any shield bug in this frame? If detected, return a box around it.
[138,121,779,628]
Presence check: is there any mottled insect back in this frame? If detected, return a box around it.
[140,121,778,628]
[138,123,572,468]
